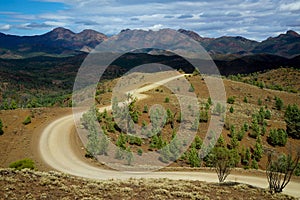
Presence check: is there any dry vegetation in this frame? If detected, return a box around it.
[0,168,296,200]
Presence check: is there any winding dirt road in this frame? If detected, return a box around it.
[38,73,300,198]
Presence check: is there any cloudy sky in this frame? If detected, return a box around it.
[0,0,299,41]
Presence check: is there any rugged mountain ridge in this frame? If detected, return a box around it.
[0,27,107,58]
[0,27,299,59]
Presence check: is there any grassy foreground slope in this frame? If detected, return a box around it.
[0,168,295,200]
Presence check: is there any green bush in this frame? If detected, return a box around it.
[252,136,263,161]
[243,96,248,103]
[188,84,195,92]
[207,97,212,105]
[249,116,260,139]
[128,136,142,146]
[192,136,202,149]
[143,105,148,113]
[251,159,258,169]
[295,162,300,176]
[237,127,245,141]
[23,116,31,125]
[164,97,170,103]
[188,147,200,167]
[227,96,235,104]
[199,110,208,122]
[9,158,35,170]
[265,109,271,119]
[275,96,284,110]
[285,104,300,139]
[137,148,143,156]
[229,106,234,113]
[267,129,288,146]
[258,98,262,106]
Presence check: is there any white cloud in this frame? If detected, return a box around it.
[280,1,300,11]
[1,0,300,40]
[44,21,67,27]
[0,24,11,31]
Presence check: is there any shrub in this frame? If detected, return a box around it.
[227,96,235,104]
[116,133,127,150]
[188,147,200,167]
[192,136,202,149]
[213,103,225,116]
[241,147,251,166]
[266,152,300,193]
[199,110,208,122]
[143,105,148,113]
[275,96,284,110]
[252,135,263,161]
[230,136,239,149]
[243,96,248,103]
[251,159,258,169]
[267,129,288,146]
[208,147,238,182]
[159,146,171,163]
[265,109,271,119]
[243,123,249,131]
[164,97,170,103]
[23,116,31,125]
[249,116,260,139]
[207,97,212,105]
[237,127,245,141]
[128,136,142,146]
[229,106,234,113]
[9,158,35,170]
[137,148,143,156]
[188,84,195,92]
[258,98,262,106]
[295,162,300,176]
[285,104,300,139]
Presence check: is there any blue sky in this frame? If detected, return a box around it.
[0,0,300,41]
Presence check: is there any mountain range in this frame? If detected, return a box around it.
[0,27,299,59]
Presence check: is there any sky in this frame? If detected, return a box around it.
[0,0,299,41]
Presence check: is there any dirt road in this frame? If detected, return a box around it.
[38,73,300,198]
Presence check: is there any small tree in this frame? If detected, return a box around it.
[210,147,236,182]
[249,116,260,139]
[275,96,284,111]
[285,104,300,139]
[252,135,263,161]
[207,97,212,105]
[227,96,235,104]
[143,105,148,113]
[229,106,234,113]
[164,97,170,103]
[188,147,200,167]
[266,150,300,193]
[199,110,208,122]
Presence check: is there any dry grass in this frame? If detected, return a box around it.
[0,168,296,200]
